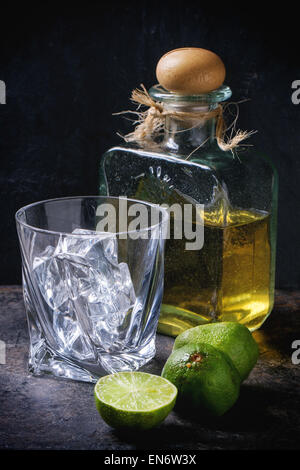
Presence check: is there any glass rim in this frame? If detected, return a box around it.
[149,83,232,103]
[15,195,169,237]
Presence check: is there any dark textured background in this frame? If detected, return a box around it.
[0,1,299,287]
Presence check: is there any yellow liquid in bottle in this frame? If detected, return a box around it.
[159,208,273,336]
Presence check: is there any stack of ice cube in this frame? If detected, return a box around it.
[33,229,136,355]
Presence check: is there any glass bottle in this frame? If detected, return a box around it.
[99,84,278,336]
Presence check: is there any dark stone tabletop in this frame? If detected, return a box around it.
[0,286,299,450]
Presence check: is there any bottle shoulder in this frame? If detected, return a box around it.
[103,142,277,176]
[103,144,214,174]
[100,142,277,212]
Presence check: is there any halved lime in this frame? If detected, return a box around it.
[94,371,177,430]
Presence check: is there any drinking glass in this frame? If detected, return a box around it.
[16,196,168,382]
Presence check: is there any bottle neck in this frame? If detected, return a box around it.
[148,84,232,154]
[162,103,217,153]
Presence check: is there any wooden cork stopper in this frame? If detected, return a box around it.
[156,47,226,94]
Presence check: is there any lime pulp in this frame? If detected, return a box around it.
[94,371,177,430]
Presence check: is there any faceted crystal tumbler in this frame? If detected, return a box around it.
[16,196,168,382]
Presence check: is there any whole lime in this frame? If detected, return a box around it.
[173,322,259,381]
[162,342,241,416]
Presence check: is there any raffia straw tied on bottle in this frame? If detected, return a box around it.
[115,47,255,151]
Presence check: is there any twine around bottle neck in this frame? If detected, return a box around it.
[114,84,255,153]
